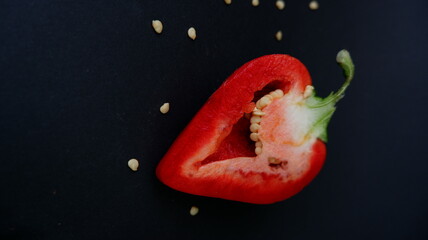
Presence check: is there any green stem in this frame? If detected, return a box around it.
[334,49,355,98]
[308,49,355,108]
[304,50,355,142]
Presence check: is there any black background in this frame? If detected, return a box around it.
[1,0,427,239]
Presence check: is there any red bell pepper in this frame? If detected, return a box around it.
[156,50,354,204]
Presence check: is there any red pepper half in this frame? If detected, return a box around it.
[156,50,355,204]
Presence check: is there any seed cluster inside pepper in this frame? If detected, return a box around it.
[249,89,284,156]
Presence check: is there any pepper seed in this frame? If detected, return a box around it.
[188,27,197,40]
[303,85,314,98]
[309,1,319,10]
[250,133,259,141]
[268,157,281,165]
[275,30,283,41]
[128,159,139,171]
[252,0,259,7]
[190,206,199,216]
[160,103,170,114]
[152,20,163,34]
[276,0,285,10]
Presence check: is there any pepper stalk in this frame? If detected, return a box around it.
[305,49,355,142]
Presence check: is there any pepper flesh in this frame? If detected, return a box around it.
[156,52,354,204]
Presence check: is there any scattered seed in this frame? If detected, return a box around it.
[190,206,199,216]
[255,147,262,155]
[152,20,163,34]
[303,85,314,98]
[276,0,285,10]
[188,27,196,40]
[160,102,170,114]
[250,133,259,141]
[128,158,139,171]
[252,0,259,7]
[275,30,283,41]
[250,116,262,124]
[250,123,261,132]
[309,0,319,10]
[224,0,232,5]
